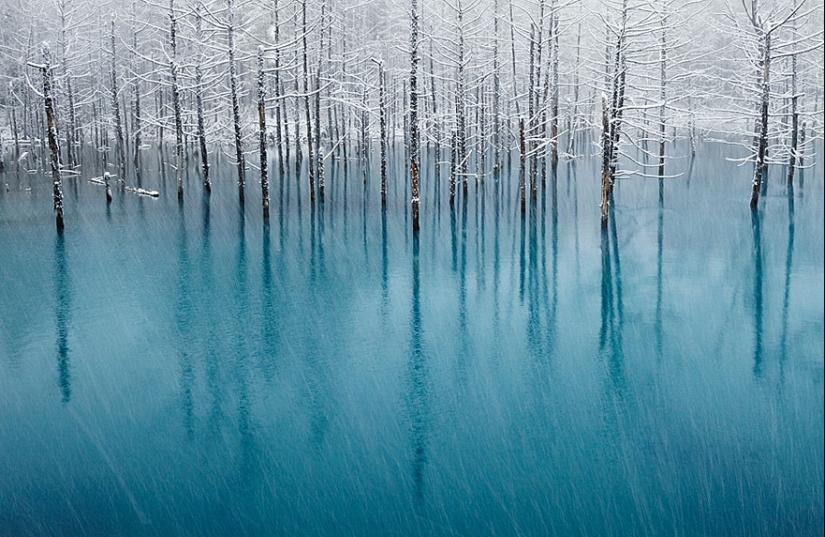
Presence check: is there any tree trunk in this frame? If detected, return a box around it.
[110,19,126,184]
[550,10,559,171]
[787,0,799,186]
[450,129,457,206]
[258,47,269,218]
[519,117,526,215]
[659,13,667,178]
[527,23,537,198]
[316,1,326,202]
[130,0,140,178]
[378,60,388,207]
[228,0,245,204]
[169,0,184,200]
[293,52,302,177]
[601,94,611,228]
[456,0,467,199]
[273,0,285,179]
[567,23,581,156]
[195,7,210,192]
[750,30,770,209]
[302,0,315,203]
[42,43,64,230]
[410,0,420,232]
[429,41,441,184]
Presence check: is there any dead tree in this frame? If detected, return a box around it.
[410,0,421,232]
[169,0,184,199]
[746,0,771,209]
[600,94,611,227]
[195,6,210,192]
[658,9,667,177]
[41,43,64,230]
[373,58,388,207]
[110,17,126,184]
[786,0,799,185]
[550,4,560,171]
[302,0,315,203]
[258,46,269,218]
[492,0,501,174]
[272,0,284,178]
[57,0,77,170]
[740,0,807,207]
[227,0,245,203]
[130,0,142,179]
[315,0,327,202]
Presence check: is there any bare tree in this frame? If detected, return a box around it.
[40,42,64,230]
[410,0,421,232]
[168,0,184,199]
[110,17,126,184]
[258,45,269,218]
[227,0,245,203]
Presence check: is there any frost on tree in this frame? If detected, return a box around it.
[409,0,420,232]
[227,0,245,204]
[40,42,64,231]
[194,5,210,193]
[258,46,270,218]
[110,17,126,185]
[168,0,184,200]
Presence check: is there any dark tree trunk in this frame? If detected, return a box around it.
[42,43,64,230]
[228,0,245,204]
[410,0,420,232]
[169,0,184,200]
[600,95,611,228]
[110,19,127,185]
[377,60,388,207]
[750,30,770,209]
[258,47,269,218]
[302,0,315,203]
[195,7,210,192]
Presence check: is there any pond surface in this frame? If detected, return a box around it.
[1,144,823,536]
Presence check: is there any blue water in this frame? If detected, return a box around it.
[1,144,823,536]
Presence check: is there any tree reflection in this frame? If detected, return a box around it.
[493,173,501,332]
[457,194,470,369]
[547,172,559,354]
[234,206,254,480]
[260,219,279,380]
[175,204,194,437]
[518,196,526,304]
[381,205,389,315]
[305,200,329,449]
[406,230,429,503]
[526,197,540,357]
[779,184,795,379]
[202,194,224,437]
[600,211,625,395]
[54,232,71,403]
[751,210,764,378]
[656,177,664,360]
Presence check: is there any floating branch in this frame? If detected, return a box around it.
[125,186,160,197]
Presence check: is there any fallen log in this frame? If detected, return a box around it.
[124,186,160,198]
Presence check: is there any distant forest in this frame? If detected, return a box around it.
[0,0,822,225]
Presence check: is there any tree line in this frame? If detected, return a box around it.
[0,0,821,230]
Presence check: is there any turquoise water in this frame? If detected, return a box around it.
[1,145,823,536]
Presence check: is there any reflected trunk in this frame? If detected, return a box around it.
[656,178,664,359]
[600,211,625,394]
[779,184,794,378]
[407,230,428,502]
[175,205,194,437]
[751,210,764,377]
[54,233,71,403]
